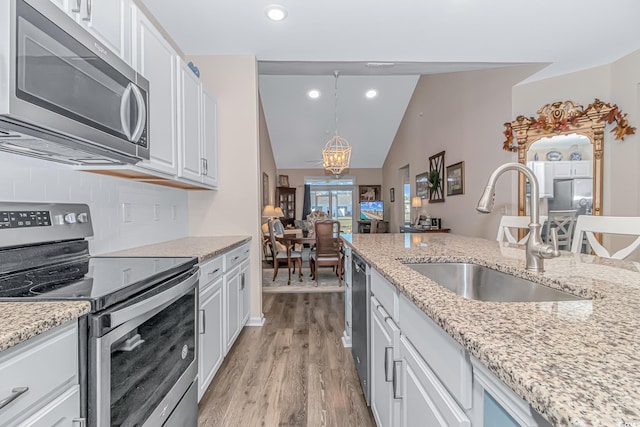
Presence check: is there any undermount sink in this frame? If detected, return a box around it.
[406,262,584,302]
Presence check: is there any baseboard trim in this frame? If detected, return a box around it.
[247,315,265,327]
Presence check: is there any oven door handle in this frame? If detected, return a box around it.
[108,272,198,327]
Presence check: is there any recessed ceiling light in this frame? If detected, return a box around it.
[308,89,320,99]
[365,89,378,99]
[266,5,287,21]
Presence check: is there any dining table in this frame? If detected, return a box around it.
[275,234,317,285]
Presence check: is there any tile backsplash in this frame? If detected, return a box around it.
[0,152,189,254]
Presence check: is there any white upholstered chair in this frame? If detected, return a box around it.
[496,215,548,244]
[570,216,640,259]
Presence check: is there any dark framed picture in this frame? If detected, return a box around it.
[359,185,381,202]
[390,187,395,202]
[278,174,289,187]
[416,171,429,199]
[446,161,465,196]
[428,151,445,203]
[262,172,269,208]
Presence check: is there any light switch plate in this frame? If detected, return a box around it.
[122,203,132,223]
[154,204,160,221]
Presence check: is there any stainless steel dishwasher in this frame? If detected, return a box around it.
[351,252,370,405]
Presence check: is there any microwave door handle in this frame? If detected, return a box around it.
[120,84,133,141]
[130,84,147,143]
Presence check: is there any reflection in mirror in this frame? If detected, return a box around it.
[526,134,593,216]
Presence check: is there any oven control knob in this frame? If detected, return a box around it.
[64,213,77,224]
[77,213,89,223]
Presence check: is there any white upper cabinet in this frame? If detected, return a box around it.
[201,90,219,189]
[51,0,132,64]
[132,7,179,175]
[552,160,592,179]
[177,60,203,183]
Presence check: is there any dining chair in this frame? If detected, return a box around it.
[496,215,548,244]
[546,210,577,251]
[570,216,640,259]
[268,219,302,281]
[309,220,342,286]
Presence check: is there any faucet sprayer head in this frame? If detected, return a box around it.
[476,185,495,213]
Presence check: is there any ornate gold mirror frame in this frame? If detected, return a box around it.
[503,99,636,218]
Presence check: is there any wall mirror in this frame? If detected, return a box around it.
[503,99,636,220]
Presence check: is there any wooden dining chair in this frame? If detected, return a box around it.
[268,219,302,281]
[309,220,342,286]
[546,210,577,251]
[496,215,548,244]
[570,216,640,259]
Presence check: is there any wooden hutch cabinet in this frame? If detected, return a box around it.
[275,186,296,227]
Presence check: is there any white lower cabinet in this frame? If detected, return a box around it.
[240,259,250,326]
[224,265,241,353]
[197,242,251,402]
[370,296,400,427]
[0,321,81,426]
[198,269,224,401]
[399,336,470,427]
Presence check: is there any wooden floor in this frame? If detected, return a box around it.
[198,292,375,427]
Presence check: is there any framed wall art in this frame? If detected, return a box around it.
[262,172,269,208]
[416,171,429,199]
[359,185,381,202]
[428,151,445,203]
[278,174,290,187]
[390,187,395,203]
[446,161,465,196]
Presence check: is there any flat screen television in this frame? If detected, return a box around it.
[359,201,384,221]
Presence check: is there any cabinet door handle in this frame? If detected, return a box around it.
[240,273,245,290]
[199,309,206,334]
[0,387,29,410]
[82,0,92,21]
[384,347,393,382]
[202,158,208,175]
[392,361,402,399]
[208,268,220,276]
[71,0,81,12]
[72,418,87,427]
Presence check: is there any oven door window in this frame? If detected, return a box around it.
[108,291,195,426]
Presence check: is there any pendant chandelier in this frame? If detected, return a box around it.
[322,71,352,176]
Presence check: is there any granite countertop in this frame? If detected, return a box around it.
[343,232,640,427]
[0,301,90,352]
[103,236,251,262]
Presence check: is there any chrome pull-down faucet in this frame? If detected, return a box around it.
[477,162,560,272]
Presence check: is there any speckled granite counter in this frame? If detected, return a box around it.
[343,233,640,427]
[103,236,251,262]
[0,301,90,352]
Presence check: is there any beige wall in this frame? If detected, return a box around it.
[275,168,382,224]
[186,55,264,324]
[259,97,277,211]
[382,65,544,239]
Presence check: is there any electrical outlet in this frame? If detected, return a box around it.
[122,203,132,223]
[154,204,160,221]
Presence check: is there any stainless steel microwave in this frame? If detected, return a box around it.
[0,0,150,165]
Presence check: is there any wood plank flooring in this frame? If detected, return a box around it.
[198,292,375,427]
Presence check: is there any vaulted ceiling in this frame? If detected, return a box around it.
[142,0,640,169]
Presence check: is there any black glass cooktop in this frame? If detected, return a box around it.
[0,256,198,311]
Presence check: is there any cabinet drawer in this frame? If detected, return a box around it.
[224,243,250,271]
[200,255,224,288]
[370,268,397,320]
[17,385,80,427]
[0,322,78,426]
[399,294,472,409]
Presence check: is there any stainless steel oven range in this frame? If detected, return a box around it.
[0,202,199,426]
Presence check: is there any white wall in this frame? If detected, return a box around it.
[185,55,264,323]
[382,65,544,239]
[0,152,188,254]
